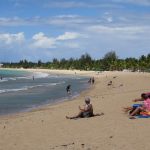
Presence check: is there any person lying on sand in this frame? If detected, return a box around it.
[66,97,104,119]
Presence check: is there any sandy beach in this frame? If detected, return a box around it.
[0,70,150,150]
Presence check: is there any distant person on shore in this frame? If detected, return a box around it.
[88,77,95,84]
[92,77,95,84]
[107,80,112,86]
[88,78,91,83]
[32,76,34,80]
[66,97,104,119]
[0,76,2,80]
[66,84,71,94]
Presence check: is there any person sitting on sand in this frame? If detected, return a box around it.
[107,80,112,86]
[123,93,149,114]
[123,93,150,119]
[129,94,150,119]
[66,97,104,119]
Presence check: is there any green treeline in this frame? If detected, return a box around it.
[2,51,150,72]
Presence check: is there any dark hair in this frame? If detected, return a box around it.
[141,93,148,99]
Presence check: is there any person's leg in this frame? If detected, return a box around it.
[93,112,104,116]
[66,111,83,119]
[123,106,133,113]
[130,107,142,116]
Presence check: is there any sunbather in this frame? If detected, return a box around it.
[123,93,148,114]
[129,95,150,119]
[107,80,112,86]
[66,97,104,119]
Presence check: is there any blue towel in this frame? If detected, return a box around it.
[132,104,150,118]
[132,104,142,108]
[137,115,150,118]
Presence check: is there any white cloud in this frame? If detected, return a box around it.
[0,32,25,44]
[106,17,113,23]
[0,17,26,26]
[31,31,85,49]
[56,32,82,40]
[0,15,91,27]
[32,32,56,48]
[87,25,149,34]
[1,13,150,31]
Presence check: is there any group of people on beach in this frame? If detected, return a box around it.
[65,77,105,119]
[88,77,95,84]
[65,75,150,120]
[66,91,150,120]
[123,92,150,119]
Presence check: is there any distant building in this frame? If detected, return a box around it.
[0,64,3,67]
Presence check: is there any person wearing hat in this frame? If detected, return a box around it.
[66,97,94,119]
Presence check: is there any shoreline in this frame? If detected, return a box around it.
[0,83,92,120]
[0,69,149,120]
[0,68,93,118]
[0,67,97,76]
[0,70,150,150]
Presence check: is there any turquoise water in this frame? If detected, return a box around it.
[0,69,89,115]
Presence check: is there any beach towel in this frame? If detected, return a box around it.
[131,104,150,118]
[137,115,150,118]
[133,104,142,108]
[136,111,150,118]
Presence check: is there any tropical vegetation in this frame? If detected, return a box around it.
[1,51,150,72]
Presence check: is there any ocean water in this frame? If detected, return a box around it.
[0,69,89,116]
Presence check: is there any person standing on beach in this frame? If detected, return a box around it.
[88,78,91,83]
[66,84,71,94]
[32,76,34,80]
[92,77,95,84]
[88,77,95,84]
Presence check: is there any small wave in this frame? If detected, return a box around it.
[7,77,17,80]
[0,79,8,82]
[0,77,30,82]
[16,77,31,79]
[33,72,49,78]
[0,72,49,82]
[0,77,17,82]
[0,81,65,94]
[45,81,65,86]
[0,87,28,94]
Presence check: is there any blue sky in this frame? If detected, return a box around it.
[0,0,150,62]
